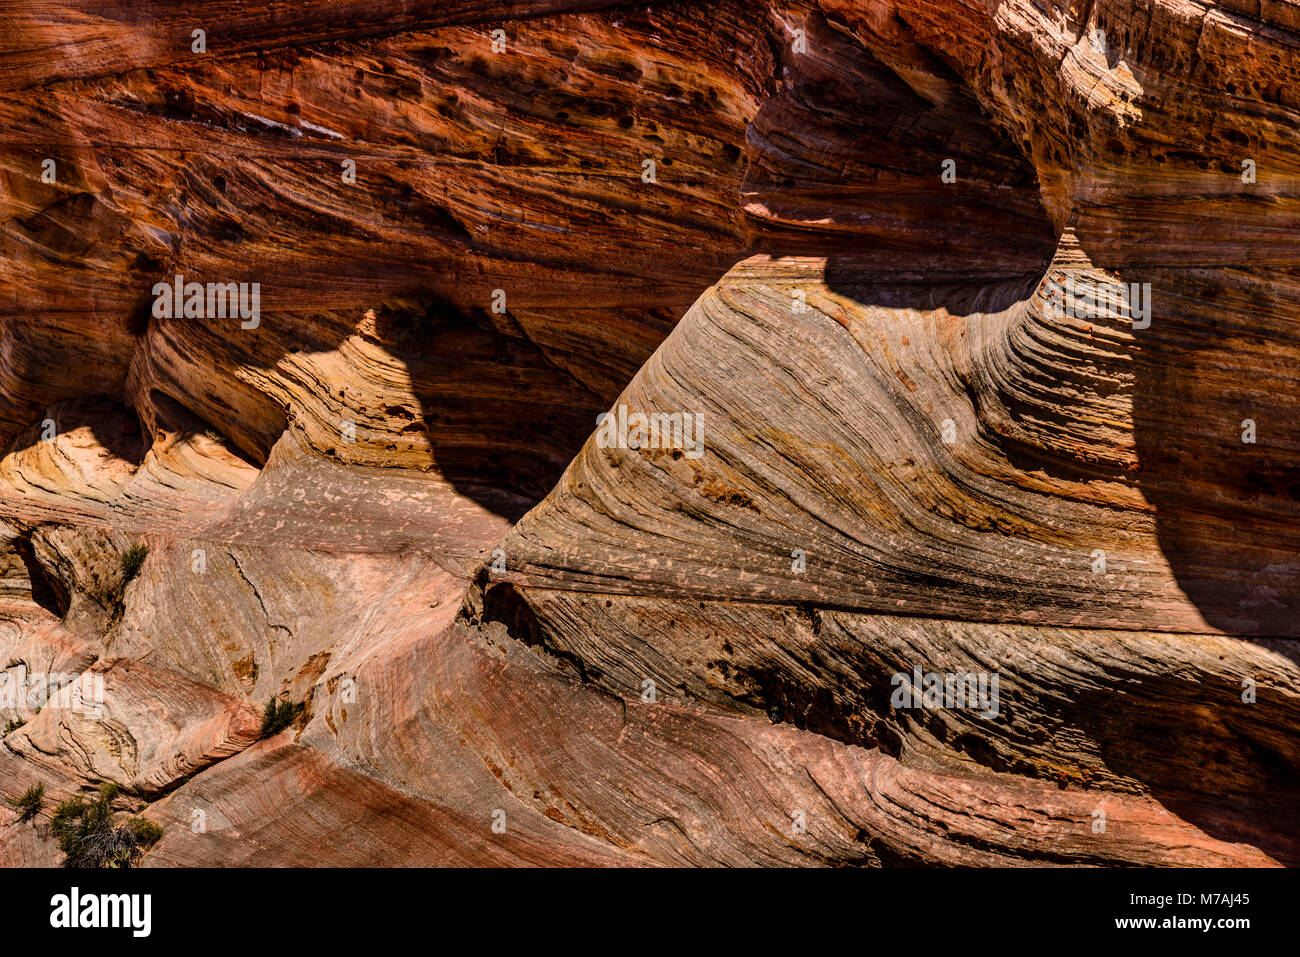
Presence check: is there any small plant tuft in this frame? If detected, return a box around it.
[2,718,25,736]
[7,782,44,823]
[261,697,303,737]
[120,544,148,583]
[49,782,162,868]
[124,816,164,846]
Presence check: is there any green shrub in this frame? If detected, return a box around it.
[7,782,44,823]
[120,544,148,583]
[260,697,303,737]
[49,782,162,868]
[124,816,164,846]
[2,718,24,736]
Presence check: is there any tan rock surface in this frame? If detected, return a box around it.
[1,0,1297,866]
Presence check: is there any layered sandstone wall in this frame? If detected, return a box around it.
[1,0,1297,866]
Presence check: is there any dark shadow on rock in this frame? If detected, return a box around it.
[1124,270,1300,638]
[1073,677,1300,866]
[12,535,70,618]
[372,291,612,522]
[149,389,267,471]
[4,395,147,467]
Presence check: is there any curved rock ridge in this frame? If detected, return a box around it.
[495,243,1300,635]
[1,0,1298,867]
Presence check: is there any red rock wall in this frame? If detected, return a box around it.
[1,0,1297,866]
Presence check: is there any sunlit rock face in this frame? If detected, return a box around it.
[1,0,1297,867]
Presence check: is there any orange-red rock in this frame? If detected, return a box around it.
[2,0,1297,866]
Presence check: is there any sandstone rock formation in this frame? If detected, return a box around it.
[1,0,1297,866]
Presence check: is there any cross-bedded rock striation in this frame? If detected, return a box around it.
[1,0,1297,866]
